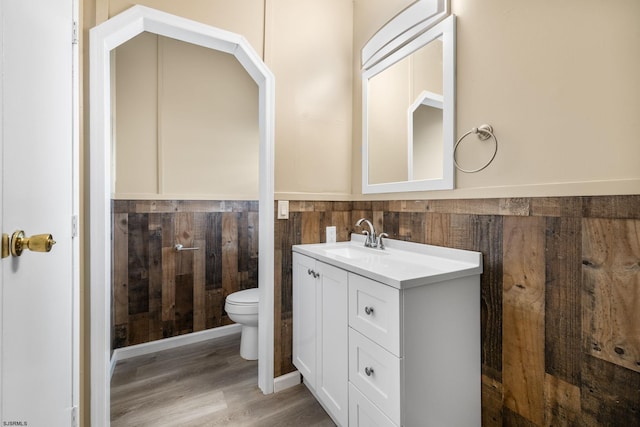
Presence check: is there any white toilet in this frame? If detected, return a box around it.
[225,288,259,360]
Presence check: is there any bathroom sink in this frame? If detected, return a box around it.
[324,245,388,260]
[293,234,482,289]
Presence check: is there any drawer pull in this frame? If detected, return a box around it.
[307,268,320,279]
[364,366,374,376]
[364,306,374,315]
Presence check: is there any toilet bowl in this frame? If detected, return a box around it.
[225,288,259,360]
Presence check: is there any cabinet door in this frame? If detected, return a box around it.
[292,253,317,388]
[316,261,348,426]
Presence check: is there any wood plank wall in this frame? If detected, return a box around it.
[274,196,640,426]
[111,200,259,349]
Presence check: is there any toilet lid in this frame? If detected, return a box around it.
[226,288,259,305]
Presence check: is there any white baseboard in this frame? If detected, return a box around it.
[273,370,301,393]
[110,324,242,377]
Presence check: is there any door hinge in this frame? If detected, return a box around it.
[71,406,78,427]
[72,215,78,238]
[72,21,78,45]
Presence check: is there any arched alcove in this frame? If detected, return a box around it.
[89,6,275,425]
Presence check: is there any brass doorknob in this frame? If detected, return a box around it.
[10,230,56,256]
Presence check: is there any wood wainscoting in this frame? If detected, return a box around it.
[111,200,259,350]
[274,196,640,426]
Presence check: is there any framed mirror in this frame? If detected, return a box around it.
[362,15,455,194]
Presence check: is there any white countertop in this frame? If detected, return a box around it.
[293,234,483,289]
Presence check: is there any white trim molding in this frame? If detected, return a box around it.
[90,6,275,426]
[273,371,301,393]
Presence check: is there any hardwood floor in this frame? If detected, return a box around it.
[111,333,335,426]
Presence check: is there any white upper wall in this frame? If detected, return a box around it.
[353,0,640,199]
[107,0,265,56]
[266,0,354,200]
[114,33,259,199]
[106,0,353,200]
[100,0,640,200]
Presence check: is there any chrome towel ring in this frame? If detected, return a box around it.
[454,124,498,173]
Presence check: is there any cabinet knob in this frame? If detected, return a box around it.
[364,367,374,376]
[307,268,319,279]
[364,306,374,315]
[307,268,313,276]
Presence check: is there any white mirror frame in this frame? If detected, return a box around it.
[362,15,456,194]
[362,0,448,70]
[89,6,275,425]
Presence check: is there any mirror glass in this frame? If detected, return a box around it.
[409,90,443,180]
[362,15,455,193]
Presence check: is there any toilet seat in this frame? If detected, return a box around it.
[226,288,259,305]
[225,288,259,316]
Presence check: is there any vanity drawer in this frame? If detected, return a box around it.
[349,383,398,427]
[349,328,402,425]
[349,273,402,356]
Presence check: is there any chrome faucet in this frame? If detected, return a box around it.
[355,218,377,248]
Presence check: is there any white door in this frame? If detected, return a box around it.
[0,0,78,425]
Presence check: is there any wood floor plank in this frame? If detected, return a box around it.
[111,334,335,427]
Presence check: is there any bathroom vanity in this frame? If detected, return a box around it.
[292,234,483,427]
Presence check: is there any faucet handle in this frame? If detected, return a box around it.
[361,230,371,247]
[377,232,389,249]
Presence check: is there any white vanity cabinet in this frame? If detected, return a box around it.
[292,252,349,426]
[348,272,481,427]
[293,235,482,427]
